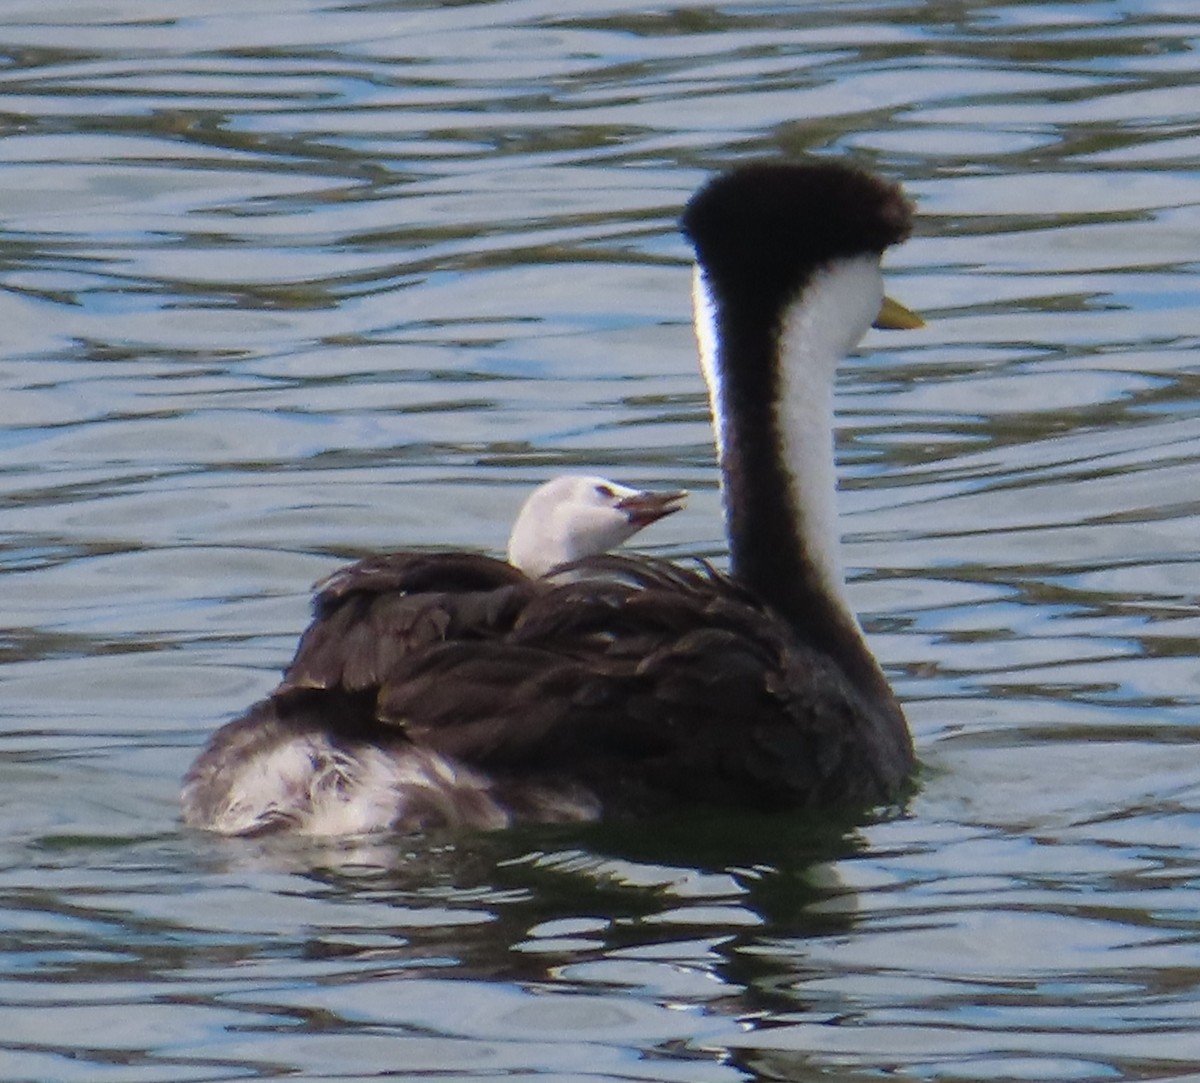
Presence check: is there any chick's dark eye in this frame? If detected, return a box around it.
[595,484,615,499]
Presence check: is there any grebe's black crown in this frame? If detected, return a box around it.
[680,161,913,315]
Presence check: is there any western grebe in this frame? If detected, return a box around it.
[182,160,921,837]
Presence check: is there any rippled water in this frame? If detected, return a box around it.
[2,0,1199,1079]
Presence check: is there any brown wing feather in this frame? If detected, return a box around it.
[279,552,535,695]
[345,554,899,808]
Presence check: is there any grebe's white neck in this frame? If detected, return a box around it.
[692,254,884,612]
[773,254,885,608]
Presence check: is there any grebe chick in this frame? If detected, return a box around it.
[507,474,687,577]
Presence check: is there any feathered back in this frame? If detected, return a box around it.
[210,551,911,817]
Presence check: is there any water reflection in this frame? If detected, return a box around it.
[2,0,1200,1080]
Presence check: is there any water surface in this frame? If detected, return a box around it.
[2,1,1200,1080]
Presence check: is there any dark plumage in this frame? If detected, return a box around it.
[182,160,920,837]
[183,553,907,834]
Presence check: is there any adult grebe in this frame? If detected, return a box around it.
[183,160,922,837]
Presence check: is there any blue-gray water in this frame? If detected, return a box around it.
[2,1,1200,1079]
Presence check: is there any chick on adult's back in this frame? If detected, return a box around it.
[182,475,686,835]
